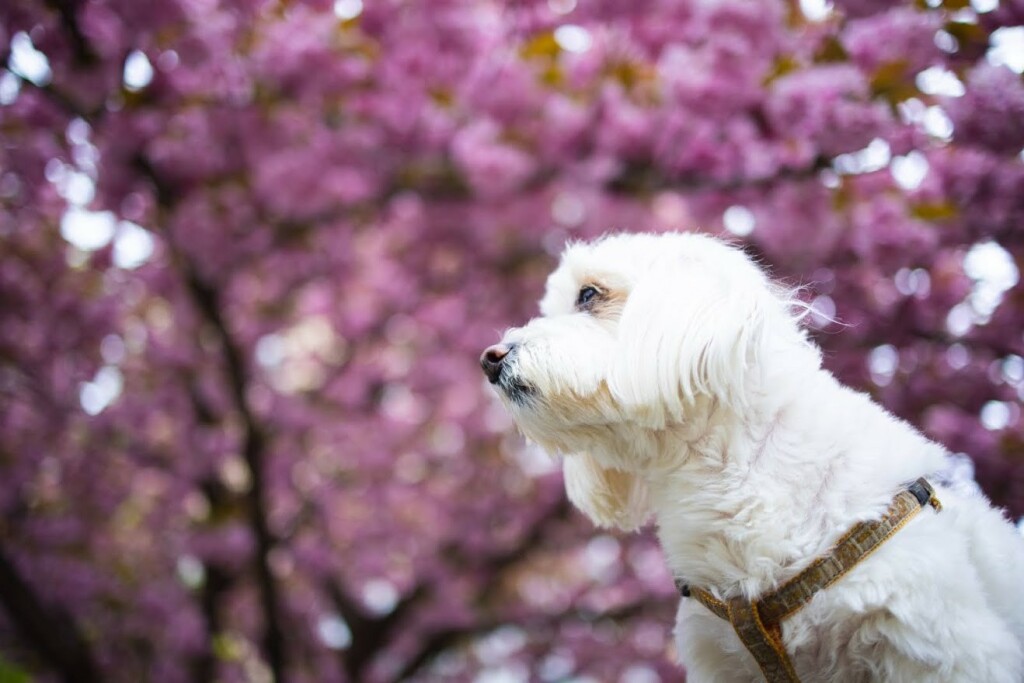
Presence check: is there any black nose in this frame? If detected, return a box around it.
[480,344,511,384]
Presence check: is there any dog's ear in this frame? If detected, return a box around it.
[608,261,779,421]
[563,453,650,531]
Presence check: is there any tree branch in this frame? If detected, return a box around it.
[392,592,655,681]
[0,543,102,683]
[135,154,290,683]
[183,242,290,683]
[326,580,430,681]
[607,155,832,195]
[389,495,574,681]
[42,0,98,65]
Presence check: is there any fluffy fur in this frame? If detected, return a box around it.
[485,232,1024,682]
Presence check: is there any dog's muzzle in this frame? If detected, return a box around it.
[480,343,533,403]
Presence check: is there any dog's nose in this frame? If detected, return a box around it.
[480,344,511,384]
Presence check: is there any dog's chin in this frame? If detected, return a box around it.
[494,373,576,451]
[495,373,536,406]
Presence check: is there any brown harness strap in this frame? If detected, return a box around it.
[727,595,801,682]
[677,478,942,683]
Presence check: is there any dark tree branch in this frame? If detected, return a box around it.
[181,241,288,683]
[0,58,103,119]
[326,580,430,681]
[389,495,574,681]
[182,242,289,683]
[42,0,98,65]
[314,491,572,682]
[392,593,655,682]
[135,154,290,683]
[607,155,832,195]
[186,375,239,683]
[0,543,102,683]
[192,563,234,683]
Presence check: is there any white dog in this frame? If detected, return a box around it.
[481,232,1024,682]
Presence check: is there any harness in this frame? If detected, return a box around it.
[675,478,942,683]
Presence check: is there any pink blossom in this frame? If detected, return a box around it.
[843,8,941,75]
[451,119,537,197]
[946,64,1024,153]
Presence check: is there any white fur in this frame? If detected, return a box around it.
[489,232,1024,682]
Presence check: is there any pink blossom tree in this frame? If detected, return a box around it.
[1,0,1022,681]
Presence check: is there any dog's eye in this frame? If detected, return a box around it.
[576,285,600,309]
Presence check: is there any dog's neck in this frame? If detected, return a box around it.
[637,367,947,600]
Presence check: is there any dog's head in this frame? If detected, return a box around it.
[481,232,816,529]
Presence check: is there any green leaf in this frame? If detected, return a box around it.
[0,658,32,683]
[910,202,959,221]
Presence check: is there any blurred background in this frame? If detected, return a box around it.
[1,0,1023,681]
